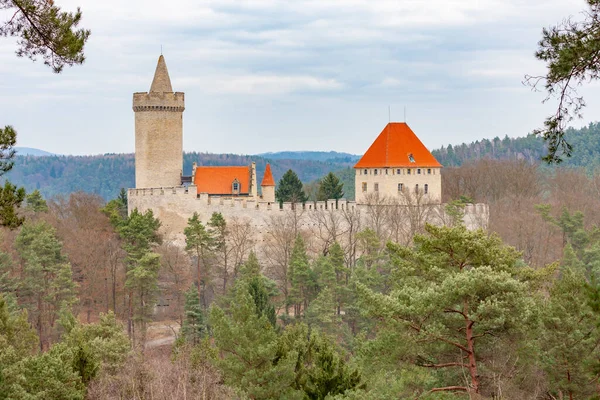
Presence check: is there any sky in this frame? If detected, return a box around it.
[0,0,596,156]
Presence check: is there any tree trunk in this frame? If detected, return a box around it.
[465,318,479,393]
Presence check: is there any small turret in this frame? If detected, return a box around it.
[261,163,276,203]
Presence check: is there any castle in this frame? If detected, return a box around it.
[128,56,488,239]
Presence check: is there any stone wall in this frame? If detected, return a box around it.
[128,186,489,246]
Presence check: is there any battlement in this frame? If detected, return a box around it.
[132,92,185,112]
[127,186,358,212]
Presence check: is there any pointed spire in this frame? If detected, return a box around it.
[261,163,275,186]
[149,55,173,93]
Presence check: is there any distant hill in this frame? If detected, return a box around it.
[257,151,360,163]
[3,152,356,201]
[431,122,600,169]
[14,147,55,156]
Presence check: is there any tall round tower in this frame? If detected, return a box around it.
[133,55,185,189]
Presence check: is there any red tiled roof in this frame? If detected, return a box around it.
[194,166,250,195]
[261,163,275,186]
[354,122,442,169]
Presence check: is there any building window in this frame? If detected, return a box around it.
[417,168,421,174]
[364,169,367,175]
[385,169,388,175]
[407,169,411,175]
[374,183,379,192]
[415,184,419,193]
[374,169,378,175]
[408,153,415,163]
[427,168,431,175]
[424,184,429,194]
[397,169,401,175]
[232,180,240,195]
[398,183,403,192]
[362,182,367,192]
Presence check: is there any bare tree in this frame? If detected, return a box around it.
[262,209,305,314]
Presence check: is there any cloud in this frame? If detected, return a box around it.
[0,0,592,156]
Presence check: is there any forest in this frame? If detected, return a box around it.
[2,157,600,399]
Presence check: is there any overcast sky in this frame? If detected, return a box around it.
[0,0,595,156]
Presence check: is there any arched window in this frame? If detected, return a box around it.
[374,169,378,175]
[424,184,429,194]
[398,183,403,192]
[415,184,419,193]
[364,169,368,175]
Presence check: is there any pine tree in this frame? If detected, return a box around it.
[181,285,207,344]
[275,169,308,205]
[210,282,301,399]
[0,0,91,73]
[317,172,344,202]
[357,224,534,394]
[16,221,78,350]
[276,323,363,398]
[540,264,600,399]
[184,212,213,307]
[25,189,48,212]
[289,235,315,317]
[0,181,25,228]
[125,253,161,348]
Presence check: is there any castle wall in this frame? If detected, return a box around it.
[355,167,442,203]
[133,92,185,188]
[128,186,488,247]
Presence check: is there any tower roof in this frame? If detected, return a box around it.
[261,163,275,186]
[354,122,442,169]
[149,55,173,93]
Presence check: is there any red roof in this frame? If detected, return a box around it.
[261,163,275,186]
[354,123,442,169]
[194,166,250,195]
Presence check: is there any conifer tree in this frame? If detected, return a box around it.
[276,169,308,205]
[317,172,344,202]
[0,181,25,228]
[25,189,48,212]
[125,253,161,348]
[118,208,161,340]
[289,235,315,317]
[528,0,600,163]
[184,212,213,307]
[16,221,78,350]
[208,212,230,291]
[0,0,91,73]
[210,282,301,399]
[276,323,363,398]
[540,261,600,399]
[357,224,534,395]
[181,285,207,344]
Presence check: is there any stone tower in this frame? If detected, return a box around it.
[133,55,185,189]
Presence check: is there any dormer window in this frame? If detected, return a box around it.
[232,179,240,195]
[408,153,415,163]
